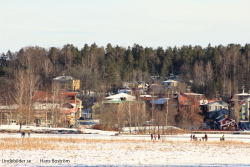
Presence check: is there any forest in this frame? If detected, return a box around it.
[0,43,250,106]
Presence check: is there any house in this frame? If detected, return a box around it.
[218,115,237,130]
[81,102,100,120]
[216,108,231,119]
[0,104,18,125]
[178,92,204,129]
[238,97,250,121]
[178,92,203,114]
[161,79,178,88]
[32,91,82,128]
[228,91,250,121]
[201,100,229,121]
[229,92,250,103]
[52,76,80,91]
[117,88,132,95]
[129,81,149,92]
[101,93,146,132]
[183,92,208,104]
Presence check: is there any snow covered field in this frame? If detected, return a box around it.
[0,132,250,167]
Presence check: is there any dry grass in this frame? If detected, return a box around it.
[0,137,249,151]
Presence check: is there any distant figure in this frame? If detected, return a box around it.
[158,134,160,140]
[190,134,193,141]
[154,134,157,140]
[151,134,153,140]
[28,131,30,137]
[21,132,25,138]
[220,135,225,141]
[205,134,208,141]
[193,134,197,141]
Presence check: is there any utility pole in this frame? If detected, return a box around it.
[152,91,155,134]
[166,90,170,133]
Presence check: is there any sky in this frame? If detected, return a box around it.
[0,0,250,53]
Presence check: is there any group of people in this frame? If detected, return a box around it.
[21,131,31,138]
[151,133,160,140]
[190,134,225,141]
[190,134,208,141]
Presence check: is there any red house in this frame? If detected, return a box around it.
[218,115,237,130]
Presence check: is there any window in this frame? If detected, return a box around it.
[68,96,75,100]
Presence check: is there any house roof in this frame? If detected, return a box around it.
[53,76,74,80]
[150,98,169,105]
[184,93,203,96]
[216,114,225,119]
[218,117,233,122]
[219,120,235,127]
[104,93,136,101]
[33,91,77,104]
[239,97,250,105]
[0,104,19,110]
[118,89,131,94]
[162,79,178,83]
[33,91,53,101]
[234,93,250,96]
[61,107,78,114]
[64,92,76,96]
[202,100,228,106]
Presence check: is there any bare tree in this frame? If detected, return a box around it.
[231,100,240,124]
[163,99,178,134]
[132,102,146,134]
[123,101,133,133]
[51,83,66,127]
[99,103,117,131]
[11,70,30,131]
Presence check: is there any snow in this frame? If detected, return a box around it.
[1,131,250,167]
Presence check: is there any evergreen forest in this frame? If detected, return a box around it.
[1,43,250,104]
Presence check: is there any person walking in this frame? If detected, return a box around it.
[28,131,30,137]
[205,134,208,141]
[151,134,153,140]
[158,134,160,140]
[21,132,25,138]
[154,134,157,140]
[221,135,225,141]
[190,134,193,141]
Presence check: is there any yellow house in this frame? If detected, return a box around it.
[53,76,80,91]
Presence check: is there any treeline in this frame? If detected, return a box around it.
[0,43,250,101]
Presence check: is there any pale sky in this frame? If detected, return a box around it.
[0,0,250,53]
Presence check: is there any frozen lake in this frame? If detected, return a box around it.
[1,132,250,143]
